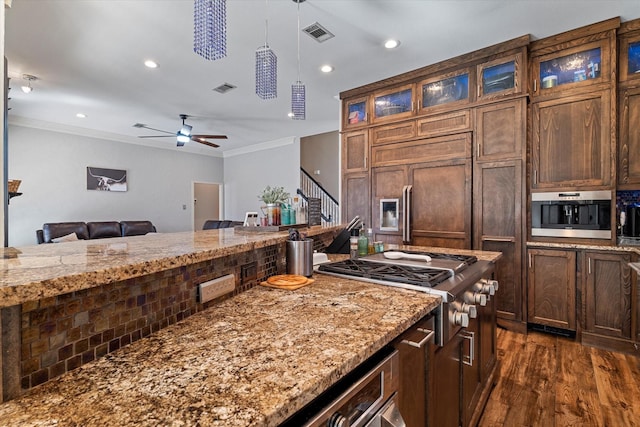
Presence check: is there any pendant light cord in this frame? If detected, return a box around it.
[264,0,269,47]
[296,0,301,82]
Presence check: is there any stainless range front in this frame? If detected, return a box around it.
[316,250,498,347]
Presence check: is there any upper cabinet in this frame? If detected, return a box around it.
[417,69,473,114]
[371,84,415,123]
[529,18,619,100]
[477,52,525,100]
[529,18,618,191]
[342,96,370,130]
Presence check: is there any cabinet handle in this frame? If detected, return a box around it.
[588,257,591,275]
[462,331,475,366]
[477,143,480,158]
[533,170,537,185]
[533,79,537,93]
[401,328,435,348]
[485,237,514,242]
[477,85,481,98]
[364,154,367,169]
[529,253,532,269]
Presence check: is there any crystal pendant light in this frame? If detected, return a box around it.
[291,0,306,120]
[194,0,227,61]
[256,0,277,99]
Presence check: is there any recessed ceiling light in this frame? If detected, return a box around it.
[76,113,87,118]
[384,39,400,49]
[320,64,334,73]
[144,60,158,69]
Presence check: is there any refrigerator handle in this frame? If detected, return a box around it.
[404,185,412,244]
[402,186,408,242]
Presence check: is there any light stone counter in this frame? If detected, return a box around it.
[0,225,341,308]
[0,273,441,427]
[527,240,640,255]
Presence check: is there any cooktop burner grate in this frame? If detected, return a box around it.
[317,259,452,287]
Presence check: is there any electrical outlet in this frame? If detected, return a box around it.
[199,274,235,303]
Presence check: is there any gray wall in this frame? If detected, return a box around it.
[223,137,300,222]
[300,131,339,200]
[8,125,223,247]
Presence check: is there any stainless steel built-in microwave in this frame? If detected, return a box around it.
[531,191,612,239]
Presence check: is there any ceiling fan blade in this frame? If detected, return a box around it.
[135,125,175,135]
[138,135,175,138]
[192,137,220,148]
[192,134,228,140]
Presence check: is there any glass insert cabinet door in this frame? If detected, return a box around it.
[343,96,369,128]
[373,85,414,121]
[539,47,601,89]
[421,73,469,109]
[481,61,515,95]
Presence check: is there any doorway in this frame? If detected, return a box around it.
[193,182,222,231]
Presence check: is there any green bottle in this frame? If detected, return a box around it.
[358,227,368,256]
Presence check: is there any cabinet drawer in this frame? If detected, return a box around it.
[416,109,471,138]
[371,121,416,145]
[371,133,471,167]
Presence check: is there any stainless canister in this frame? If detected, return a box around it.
[286,238,314,277]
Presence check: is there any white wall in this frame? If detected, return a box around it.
[8,125,223,247]
[300,131,339,200]
[223,137,300,221]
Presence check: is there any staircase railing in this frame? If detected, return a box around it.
[299,168,339,224]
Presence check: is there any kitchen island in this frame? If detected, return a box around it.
[0,272,440,426]
[0,226,500,426]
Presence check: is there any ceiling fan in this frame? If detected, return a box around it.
[133,114,227,148]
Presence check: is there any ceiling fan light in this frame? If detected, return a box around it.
[177,133,190,144]
[179,123,192,136]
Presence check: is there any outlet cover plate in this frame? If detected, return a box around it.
[199,274,235,303]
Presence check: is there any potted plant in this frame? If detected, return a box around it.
[258,186,290,226]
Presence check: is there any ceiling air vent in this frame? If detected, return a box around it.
[302,22,334,43]
[213,83,237,94]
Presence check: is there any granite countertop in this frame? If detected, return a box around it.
[0,225,341,308]
[0,273,441,427]
[527,240,640,255]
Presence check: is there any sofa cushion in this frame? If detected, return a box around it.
[88,221,122,239]
[42,222,89,243]
[51,232,79,243]
[120,221,156,236]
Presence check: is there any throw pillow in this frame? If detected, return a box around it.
[51,232,79,243]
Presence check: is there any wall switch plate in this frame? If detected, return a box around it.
[199,274,235,303]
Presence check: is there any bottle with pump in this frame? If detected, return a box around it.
[358,226,369,256]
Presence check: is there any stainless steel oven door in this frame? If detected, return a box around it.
[303,350,404,427]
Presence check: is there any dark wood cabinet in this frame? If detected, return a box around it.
[342,95,369,130]
[342,130,368,173]
[410,157,472,250]
[618,85,640,188]
[582,251,632,341]
[477,52,525,101]
[341,172,369,229]
[475,98,525,161]
[527,248,577,330]
[474,160,525,331]
[531,90,612,189]
[371,83,415,124]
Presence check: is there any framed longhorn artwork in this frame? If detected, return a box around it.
[86,167,128,192]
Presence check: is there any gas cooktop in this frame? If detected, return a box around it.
[317,259,453,288]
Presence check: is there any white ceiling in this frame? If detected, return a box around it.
[4,1,640,157]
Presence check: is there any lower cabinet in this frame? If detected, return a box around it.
[527,248,577,330]
[527,248,637,353]
[582,251,634,351]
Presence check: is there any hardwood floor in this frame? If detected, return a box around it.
[478,328,640,426]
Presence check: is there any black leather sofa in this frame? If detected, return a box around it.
[36,221,157,244]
